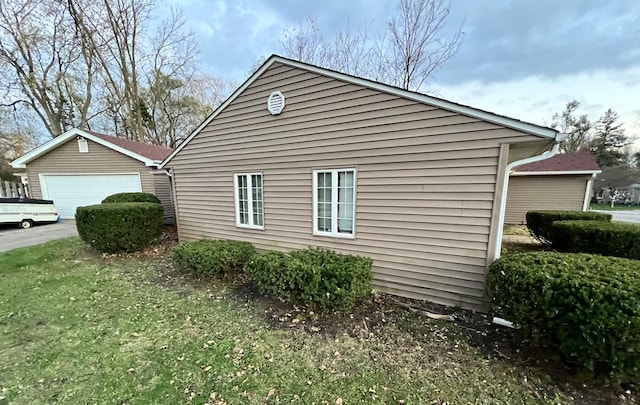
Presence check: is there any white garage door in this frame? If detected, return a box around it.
[41,174,142,218]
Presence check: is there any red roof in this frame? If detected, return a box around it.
[86,131,173,161]
[515,151,601,173]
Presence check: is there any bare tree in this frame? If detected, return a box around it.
[280,0,464,91]
[0,0,93,137]
[387,0,463,90]
[550,100,593,153]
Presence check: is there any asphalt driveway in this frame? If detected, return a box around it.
[0,220,78,253]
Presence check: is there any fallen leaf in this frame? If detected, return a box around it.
[267,388,275,398]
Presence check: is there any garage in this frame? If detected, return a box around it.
[11,128,175,223]
[40,174,143,218]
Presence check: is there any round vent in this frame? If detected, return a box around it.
[267,91,285,115]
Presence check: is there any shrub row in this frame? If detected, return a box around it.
[487,252,640,380]
[171,240,373,312]
[525,210,611,245]
[173,239,256,276]
[245,247,373,312]
[76,202,164,253]
[550,220,640,259]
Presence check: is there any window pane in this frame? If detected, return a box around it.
[251,174,263,227]
[316,171,332,232]
[337,170,354,234]
[237,175,249,225]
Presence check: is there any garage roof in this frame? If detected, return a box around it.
[12,128,173,169]
[512,150,602,175]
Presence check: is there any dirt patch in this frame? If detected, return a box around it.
[227,282,637,404]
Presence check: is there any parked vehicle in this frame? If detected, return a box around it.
[0,198,60,229]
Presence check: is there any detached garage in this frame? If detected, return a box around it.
[11,128,174,221]
[504,151,601,224]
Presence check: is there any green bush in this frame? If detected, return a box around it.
[487,252,640,380]
[172,239,256,277]
[525,210,611,245]
[76,202,163,253]
[245,247,373,312]
[102,192,161,204]
[550,220,640,259]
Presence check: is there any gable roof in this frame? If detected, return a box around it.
[11,128,173,169]
[160,54,561,168]
[512,151,601,175]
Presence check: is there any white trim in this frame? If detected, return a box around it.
[233,172,264,230]
[159,55,559,169]
[493,142,562,260]
[583,173,597,211]
[312,168,357,239]
[511,170,601,176]
[11,128,161,169]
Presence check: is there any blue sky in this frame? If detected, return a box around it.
[172,0,640,139]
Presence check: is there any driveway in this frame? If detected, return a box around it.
[592,210,640,224]
[0,220,78,253]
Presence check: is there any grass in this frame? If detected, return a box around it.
[502,224,530,236]
[590,202,640,211]
[0,238,590,404]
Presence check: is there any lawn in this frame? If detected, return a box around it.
[589,203,640,211]
[0,237,626,404]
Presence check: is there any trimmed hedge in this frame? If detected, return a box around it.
[550,220,640,259]
[525,210,611,245]
[172,239,256,277]
[102,192,161,204]
[487,252,640,380]
[76,202,164,253]
[245,247,373,312]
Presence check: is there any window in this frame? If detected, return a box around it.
[313,168,356,238]
[234,173,264,229]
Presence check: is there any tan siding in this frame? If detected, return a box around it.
[169,62,546,310]
[505,175,590,224]
[153,173,176,224]
[25,138,154,199]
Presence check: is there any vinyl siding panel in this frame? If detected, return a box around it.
[505,175,590,224]
[25,138,154,198]
[169,62,545,309]
[153,173,176,224]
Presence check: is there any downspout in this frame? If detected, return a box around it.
[493,134,567,260]
[583,173,597,211]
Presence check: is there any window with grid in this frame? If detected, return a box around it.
[234,173,263,229]
[313,168,355,238]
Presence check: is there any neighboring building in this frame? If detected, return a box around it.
[161,55,564,310]
[11,128,175,223]
[505,151,601,224]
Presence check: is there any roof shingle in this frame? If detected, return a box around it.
[86,131,173,161]
[515,151,601,173]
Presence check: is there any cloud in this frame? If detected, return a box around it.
[437,1,640,84]
[437,66,640,141]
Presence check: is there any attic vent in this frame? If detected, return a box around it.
[77,137,89,153]
[267,91,285,115]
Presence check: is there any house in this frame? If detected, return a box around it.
[504,151,601,224]
[11,128,175,223]
[160,55,564,310]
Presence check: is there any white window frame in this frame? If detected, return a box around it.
[233,172,264,230]
[312,168,356,239]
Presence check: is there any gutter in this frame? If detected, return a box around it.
[583,173,597,211]
[493,133,568,260]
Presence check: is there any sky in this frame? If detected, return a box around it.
[172,0,640,140]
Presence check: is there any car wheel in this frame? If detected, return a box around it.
[19,219,33,229]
